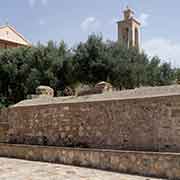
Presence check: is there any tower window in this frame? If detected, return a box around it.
[135,28,139,47]
[125,28,129,40]
[124,28,129,46]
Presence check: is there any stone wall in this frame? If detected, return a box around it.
[0,109,9,143]
[4,94,180,152]
[0,143,179,179]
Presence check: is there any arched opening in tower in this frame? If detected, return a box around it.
[124,27,129,47]
[135,28,139,48]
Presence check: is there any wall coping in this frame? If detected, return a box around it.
[12,84,180,107]
[10,93,180,109]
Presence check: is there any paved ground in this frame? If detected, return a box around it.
[0,158,166,180]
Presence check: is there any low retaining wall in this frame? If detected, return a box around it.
[0,143,179,179]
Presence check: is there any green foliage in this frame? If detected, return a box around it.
[73,35,175,90]
[174,68,180,85]
[0,41,75,104]
[107,42,149,89]
[0,34,177,106]
[73,34,110,85]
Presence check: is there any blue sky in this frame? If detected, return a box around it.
[1,0,180,66]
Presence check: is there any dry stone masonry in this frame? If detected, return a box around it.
[2,85,180,152]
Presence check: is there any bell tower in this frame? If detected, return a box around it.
[117,7,141,49]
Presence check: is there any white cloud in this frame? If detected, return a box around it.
[143,38,180,67]
[39,19,46,25]
[139,13,150,27]
[28,0,48,7]
[41,0,48,6]
[28,0,36,7]
[80,17,100,33]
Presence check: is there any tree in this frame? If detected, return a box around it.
[145,57,175,86]
[0,35,176,107]
[159,62,175,85]
[107,42,149,89]
[175,68,180,84]
[73,34,110,85]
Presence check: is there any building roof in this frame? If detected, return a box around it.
[0,25,31,46]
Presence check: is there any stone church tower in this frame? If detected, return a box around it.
[117,7,141,49]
